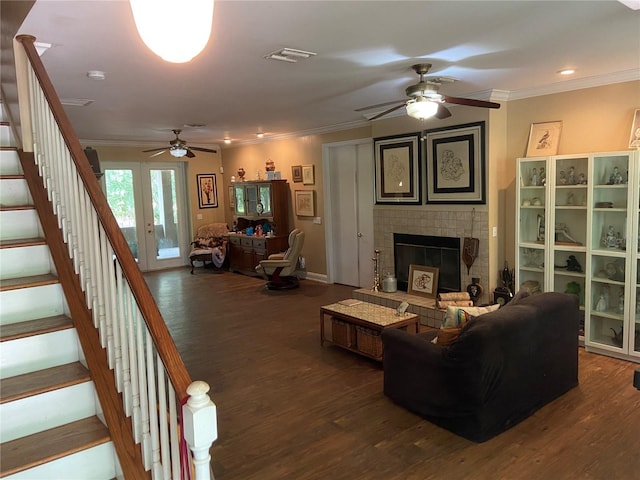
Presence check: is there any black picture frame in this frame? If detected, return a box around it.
[197,173,218,208]
[424,121,486,204]
[374,132,421,205]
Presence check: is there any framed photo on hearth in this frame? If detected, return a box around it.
[374,132,421,204]
[407,264,439,299]
[424,121,486,204]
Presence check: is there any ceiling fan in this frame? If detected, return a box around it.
[364,64,500,121]
[143,129,217,158]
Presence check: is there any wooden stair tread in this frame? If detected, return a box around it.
[0,362,90,404]
[0,205,34,212]
[1,314,72,342]
[0,273,58,291]
[0,174,24,180]
[0,237,46,249]
[0,145,16,150]
[0,416,110,477]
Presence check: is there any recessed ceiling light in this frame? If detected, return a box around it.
[256,132,264,138]
[224,138,231,144]
[558,68,576,76]
[184,123,206,128]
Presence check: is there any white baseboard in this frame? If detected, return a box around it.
[299,271,328,284]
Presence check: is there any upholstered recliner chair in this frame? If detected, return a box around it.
[255,229,305,289]
[188,223,229,273]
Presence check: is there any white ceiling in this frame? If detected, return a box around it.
[17,0,640,150]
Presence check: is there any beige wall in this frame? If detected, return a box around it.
[220,127,370,275]
[93,81,639,288]
[503,80,640,266]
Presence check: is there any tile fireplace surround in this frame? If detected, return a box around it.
[373,207,490,305]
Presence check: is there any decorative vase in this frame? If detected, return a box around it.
[466,277,484,305]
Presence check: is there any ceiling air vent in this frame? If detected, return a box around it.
[264,47,317,63]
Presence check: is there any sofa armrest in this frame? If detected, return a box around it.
[382,329,487,417]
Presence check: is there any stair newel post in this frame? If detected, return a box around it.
[182,381,218,480]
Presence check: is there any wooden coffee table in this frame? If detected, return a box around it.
[320,301,419,361]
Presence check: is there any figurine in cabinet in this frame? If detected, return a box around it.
[558,170,567,184]
[567,166,576,185]
[539,167,546,186]
[595,294,607,312]
[530,168,538,186]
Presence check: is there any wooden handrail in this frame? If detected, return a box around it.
[15,34,192,399]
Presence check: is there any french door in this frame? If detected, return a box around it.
[102,161,188,271]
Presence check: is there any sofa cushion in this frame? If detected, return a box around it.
[442,304,500,328]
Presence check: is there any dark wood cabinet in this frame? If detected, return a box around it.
[232,180,289,234]
[228,234,289,276]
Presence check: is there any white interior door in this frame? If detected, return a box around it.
[323,140,374,287]
[102,161,188,271]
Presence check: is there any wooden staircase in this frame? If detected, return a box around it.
[0,117,120,478]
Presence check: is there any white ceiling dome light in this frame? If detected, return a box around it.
[130,0,214,63]
[406,97,439,120]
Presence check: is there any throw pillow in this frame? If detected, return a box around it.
[441,304,500,328]
[436,327,462,346]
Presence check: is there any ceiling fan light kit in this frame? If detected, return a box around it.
[369,63,500,121]
[130,0,215,63]
[143,129,217,158]
[406,98,439,120]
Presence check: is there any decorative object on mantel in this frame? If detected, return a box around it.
[382,272,397,293]
[371,249,381,292]
[466,277,484,305]
[424,121,486,204]
[462,208,479,274]
[436,292,473,309]
[525,121,562,157]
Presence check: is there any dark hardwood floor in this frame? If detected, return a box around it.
[144,267,640,480]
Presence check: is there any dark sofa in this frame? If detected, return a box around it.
[381,292,579,442]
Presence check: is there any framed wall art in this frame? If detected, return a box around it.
[302,164,315,185]
[292,165,303,182]
[295,190,315,216]
[374,132,421,205]
[197,173,218,208]
[526,121,562,157]
[424,121,486,204]
[407,264,439,298]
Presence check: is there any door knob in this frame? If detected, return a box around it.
[357,232,363,237]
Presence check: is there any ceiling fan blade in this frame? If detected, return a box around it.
[186,149,196,158]
[148,150,167,158]
[444,96,501,109]
[370,103,406,121]
[143,147,169,153]
[189,146,218,154]
[355,99,406,112]
[435,104,452,119]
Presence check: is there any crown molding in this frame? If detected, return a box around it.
[507,69,640,100]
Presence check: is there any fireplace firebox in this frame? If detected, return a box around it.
[393,233,461,294]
